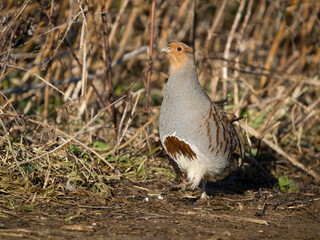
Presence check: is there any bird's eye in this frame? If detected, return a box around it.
[177,47,182,51]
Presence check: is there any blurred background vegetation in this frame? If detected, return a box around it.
[0,0,319,199]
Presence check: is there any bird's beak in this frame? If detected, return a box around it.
[161,47,171,53]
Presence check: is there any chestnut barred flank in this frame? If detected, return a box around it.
[164,136,197,161]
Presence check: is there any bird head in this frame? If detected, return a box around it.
[161,42,193,73]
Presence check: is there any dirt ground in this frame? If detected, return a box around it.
[1,176,319,240]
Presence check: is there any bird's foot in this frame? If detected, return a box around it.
[200,191,210,200]
[193,191,210,205]
[193,181,210,205]
[171,181,191,192]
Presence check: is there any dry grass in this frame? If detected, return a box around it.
[0,0,319,205]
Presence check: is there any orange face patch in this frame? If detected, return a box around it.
[162,42,193,73]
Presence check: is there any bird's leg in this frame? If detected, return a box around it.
[168,157,186,182]
[168,157,188,191]
[200,180,209,200]
[193,180,210,205]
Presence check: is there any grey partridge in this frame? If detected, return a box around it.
[159,42,243,200]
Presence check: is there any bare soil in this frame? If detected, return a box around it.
[1,177,319,240]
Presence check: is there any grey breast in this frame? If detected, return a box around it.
[159,58,212,148]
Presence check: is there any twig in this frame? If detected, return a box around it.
[99,0,116,128]
[240,123,320,182]
[260,20,286,88]
[222,0,246,98]
[110,111,159,153]
[11,96,126,169]
[5,64,72,101]
[203,0,227,59]
[78,11,89,119]
[113,7,138,61]
[145,0,156,109]
[1,0,30,40]
[258,76,302,135]
[1,77,81,95]
[182,211,270,225]
[280,102,319,143]
[189,0,197,49]
[200,0,227,85]
[111,46,148,68]
[235,0,254,73]
[43,2,56,120]
[115,95,130,149]
[234,0,254,115]
[238,77,263,104]
[115,88,144,151]
[1,46,148,95]
[0,117,26,178]
[109,0,130,47]
[214,214,269,225]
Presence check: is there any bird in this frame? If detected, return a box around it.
[159,42,243,200]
